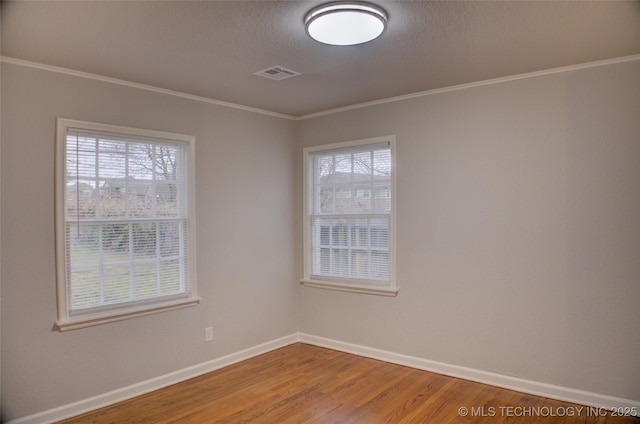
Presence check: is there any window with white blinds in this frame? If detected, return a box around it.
[302,136,397,296]
[55,119,198,330]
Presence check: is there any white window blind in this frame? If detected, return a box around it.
[56,119,198,330]
[304,137,395,293]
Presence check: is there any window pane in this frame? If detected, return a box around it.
[132,222,157,259]
[157,182,178,217]
[66,180,97,219]
[319,248,330,275]
[370,218,389,248]
[104,265,131,303]
[374,184,391,213]
[160,259,182,294]
[331,218,348,246]
[102,223,130,261]
[129,181,154,217]
[133,262,158,298]
[159,222,180,258]
[316,155,334,178]
[350,250,369,279]
[373,149,391,176]
[317,187,334,214]
[371,251,389,281]
[68,223,100,266]
[353,185,372,213]
[98,139,126,178]
[332,248,348,277]
[353,151,372,175]
[154,145,179,181]
[99,179,126,218]
[334,152,352,173]
[69,268,101,309]
[335,186,351,199]
[128,143,154,180]
[66,136,97,178]
[350,218,369,248]
[317,218,330,246]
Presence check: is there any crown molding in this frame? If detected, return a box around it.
[297,54,640,120]
[3,54,639,121]
[0,56,296,121]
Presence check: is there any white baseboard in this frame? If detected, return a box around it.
[7,333,299,424]
[298,333,640,416]
[9,332,639,423]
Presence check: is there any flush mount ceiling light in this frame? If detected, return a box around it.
[304,1,388,46]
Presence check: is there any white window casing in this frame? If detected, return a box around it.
[55,119,199,330]
[302,136,397,296]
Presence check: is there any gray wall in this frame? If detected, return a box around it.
[0,64,298,420]
[297,59,640,401]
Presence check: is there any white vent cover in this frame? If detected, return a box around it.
[254,66,301,81]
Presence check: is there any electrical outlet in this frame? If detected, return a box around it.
[205,327,214,342]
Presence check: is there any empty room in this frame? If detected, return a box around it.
[1,1,639,423]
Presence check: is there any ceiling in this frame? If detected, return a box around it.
[2,1,640,117]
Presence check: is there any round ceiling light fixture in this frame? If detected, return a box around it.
[304,1,388,46]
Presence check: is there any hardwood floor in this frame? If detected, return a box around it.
[57,343,639,423]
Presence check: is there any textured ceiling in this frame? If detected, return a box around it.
[2,1,640,117]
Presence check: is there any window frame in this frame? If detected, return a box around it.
[55,118,199,331]
[301,135,398,296]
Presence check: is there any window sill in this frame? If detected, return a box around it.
[300,279,398,297]
[55,297,201,331]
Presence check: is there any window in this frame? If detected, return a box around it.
[55,119,198,330]
[302,136,397,296]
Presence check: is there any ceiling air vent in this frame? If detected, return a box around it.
[254,66,301,81]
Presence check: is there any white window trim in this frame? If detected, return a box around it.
[301,135,398,297]
[55,118,199,331]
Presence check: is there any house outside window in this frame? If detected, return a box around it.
[55,119,199,330]
[302,136,397,296]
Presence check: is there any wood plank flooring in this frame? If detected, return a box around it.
[57,343,639,423]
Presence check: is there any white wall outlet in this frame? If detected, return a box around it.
[205,327,214,342]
